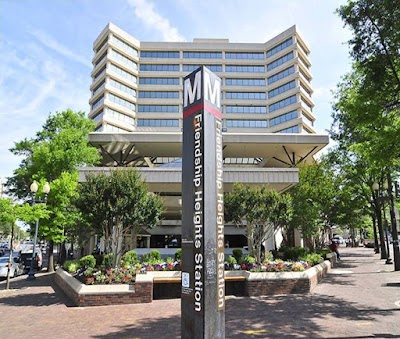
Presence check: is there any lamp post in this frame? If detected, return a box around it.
[27,181,50,281]
[372,181,392,265]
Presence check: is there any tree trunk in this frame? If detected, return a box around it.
[247,223,254,258]
[59,241,66,266]
[372,214,380,253]
[376,205,388,259]
[47,240,55,273]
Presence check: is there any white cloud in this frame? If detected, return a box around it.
[127,0,185,42]
[29,29,91,68]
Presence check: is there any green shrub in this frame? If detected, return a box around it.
[103,253,115,268]
[281,246,309,260]
[175,249,182,261]
[142,249,162,264]
[315,248,331,259]
[121,250,139,267]
[64,260,80,273]
[226,255,237,265]
[300,253,323,266]
[242,254,256,265]
[232,248,243,264]
[263,251,274,262]
[80,255,96,269]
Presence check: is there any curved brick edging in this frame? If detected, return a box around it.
[55,257,334,306]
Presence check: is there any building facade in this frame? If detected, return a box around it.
[82,23,328,251]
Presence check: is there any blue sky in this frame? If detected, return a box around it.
[0,0,352,183]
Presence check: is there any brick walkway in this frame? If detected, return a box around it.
[0,247,399,338]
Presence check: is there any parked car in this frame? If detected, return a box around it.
[0,254,24,278]
[332,235,344,244]
[20,248,43,272]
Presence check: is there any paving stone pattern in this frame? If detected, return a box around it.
[0,247,399,338]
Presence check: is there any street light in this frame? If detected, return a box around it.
[372,181,392,265]
[27,180,50,280]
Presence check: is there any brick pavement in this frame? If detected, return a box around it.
[0,247,399,338]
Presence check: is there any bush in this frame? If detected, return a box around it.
[300,253,323,266]
[175,249,182,261]
[64,260,80,273]
[80,255,96,269]
[142,249,162,264]
[232,248,243,264]
[103,253,115,268]
[281,246,309,261]
[121,250,139,267]
[226,255,237,265]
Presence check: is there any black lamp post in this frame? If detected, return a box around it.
[27,181,50,281]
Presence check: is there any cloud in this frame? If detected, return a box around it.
[29,29,91,68]
[127,0,185,42]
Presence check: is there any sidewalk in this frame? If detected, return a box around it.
[0,247,399,338]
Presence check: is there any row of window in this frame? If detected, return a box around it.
[111,49,138,70]
[138,105,179,113]
[109,93,135,111]
[269,110,298,127]
[182,64,222,72]
[110,34,138,58]
[269,95,297,112]
[108,107,135,125]
[141,51,180,58]
[225,52,264,59]
[139,77,180,85]
[110,64,137,83]
[226,92,266,100]
[138,91,179,99]
[140,64,180,72]
[92,80,105,97]
[277,126,299,133]
[225,78,266,86]
[268,80,296,98]
[94,66,106,81]
[137,119,179,127]
[95,52,107,66]
[109,78,136,97]
[267,66,295,85]
[183,51,222,59]
[266,37,293,58]
[226,120,267,128]
[226,106,267,114]
[267,51,294,71]
[92,96,104,110]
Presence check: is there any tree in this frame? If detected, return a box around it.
[76,169,163,266]
[0,198,49,288]
[6,109,100,272]
[224,183,292,262]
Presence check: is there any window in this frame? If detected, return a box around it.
[226,120,267,128]
[140,64,179,71]
[95,52,107,66]
[109,78,136,97]
[183,51,222,59]
[225,52,264,59]
[95,38,108,53]
[111,49,138,70]
[267,52,294,71]
[108,108,135,125]
[92,96,104,110]
[138,91,179,99]
[183,65,222,72]
[226,92,266,100]
[268,95,297,112]
[141,51,180,58]
[105,124,130,132]
[226,65,265,73]
[226,106,267,114]
[139,77,179,85]
[269,110,298,127]
[110,35,138,58]
[138,105,179,113]
[110,64,137,83]
[92,80,105,97]
[226,78,266,86]
[109,93,135,110]
[137,119,179,127]
[301,96,313,111]
[267,66,295,85]
[276,126,299,133]
[268,80,296,99]
[92,111,104,124]
[94,66,106,81]
[266,37,293,58]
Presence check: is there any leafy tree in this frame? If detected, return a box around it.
[224,183,292,263]
[76,169,163,266]
[6,109,100,272]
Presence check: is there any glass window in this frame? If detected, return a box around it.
[94,66,106,81]
[109,93,135,110]
[266,37,293,58]
[267,66,295,85]
[268,95,297,112]
[95,38,108,53]
[226,120,267,128]
[225,52,264,59]
[108,108,135,125]
[226,65,265,73]
[269,110,298,127]
[92,80,105,96]
[109,78,136,97]
[183,65,222,72]
[92,96,104,110]
[226,92,266,100]
[276,126,299,133]
[141,51,180,58]
[139,77,179,85]
[139,64,180,72]
[268,80,296,99]
[110,64,137,83]
[138,105,179,113]
[225,78,266,86]
[267,52,294,71]
[111,49,138,70]
[95,52,107,66]
[137,119,179,127]
[183,51,222,59]
[110,35,138,58]
[92,110,104,124]
[138,91,179,99]
[226,106,267,114]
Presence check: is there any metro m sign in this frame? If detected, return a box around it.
[183,66,221,115]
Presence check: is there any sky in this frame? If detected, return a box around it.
[0,0,353,184]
